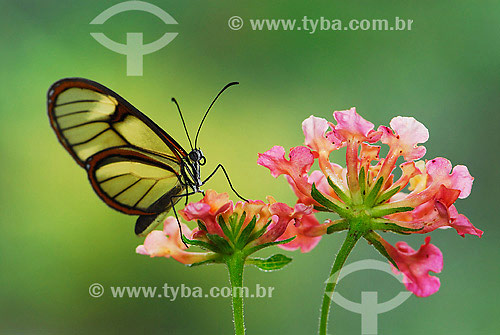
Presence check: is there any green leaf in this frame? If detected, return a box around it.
[311,183,349,217]
[363,231,398,269]
[206,234,233,254]
[327,177,350,204]
[370,206,414,218]
[187,258,221,267]
[247,254,292,271]
[375,186,401,205]
[365,177,384,207]
[181,234,220,253]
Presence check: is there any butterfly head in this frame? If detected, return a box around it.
[188,148,206,166]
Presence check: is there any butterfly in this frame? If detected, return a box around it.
[47,78,244,236]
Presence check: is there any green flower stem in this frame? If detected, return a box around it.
[226,251,246,335]
[319,229,362,335]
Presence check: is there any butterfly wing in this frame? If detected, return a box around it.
[48,78,187,234]
[48,78,187,166]
[87,147,185,235]
[86,148,184,215]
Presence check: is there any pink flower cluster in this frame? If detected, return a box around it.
[137,190,312,265]
[258,108,482,297]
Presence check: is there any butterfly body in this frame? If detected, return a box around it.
[181,148,205,193]
[48,78,207,235]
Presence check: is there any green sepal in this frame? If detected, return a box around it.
[244,236,296,256]
[370,219,423,234]
[218,215,233,242]
[181,234,220,253]
[311,183,349,217]
[197,220,207,232]
[363,231,399,269]
[365,177,384,207]
[246,254,292,272]
[233,212,247,236]
[375,186,401,205]
[248,219,272,242]
[206,234,233,254]
[235,216,257,249]
[327,177,350,204]
[359,167,366,198]
[326,220,349,234]
[370,206,414,218]
[313,205,330,212]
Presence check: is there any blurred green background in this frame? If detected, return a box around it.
[1,1,499,334]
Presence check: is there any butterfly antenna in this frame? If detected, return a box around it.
[194,82,239,148]
[171,97,194,151]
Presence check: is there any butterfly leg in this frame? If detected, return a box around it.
[183,185,190,206]
[169,197,189,248]
[169,189,200,248]
[203,164,248,202]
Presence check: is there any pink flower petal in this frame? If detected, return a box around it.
[179,202,211,221]
[449,165,474,199]
[302,115,342,153]
[308,170,329,194]
[425,157,453,183]
[259,146,316,203]
[390,116,429,144]
[383,237,443,297]
[448,206,483,237]
[389,161,422,192]
[258,145,314,178]
[163,217,193,243]
[179,190,231,237]
[136,217,212,264]
[359,143,380,164]
[426,158,474,199]
[285,175,315,206]
[204,189,231,212]
[232,200,267,230]
[256,202,313,245]
[277,214,322,253]
[333,108,378,141]
[135,245,148,255]
[379,117,428,161]
[258,203,294,243]
[296,166,345,203]
[257,146,286,178]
